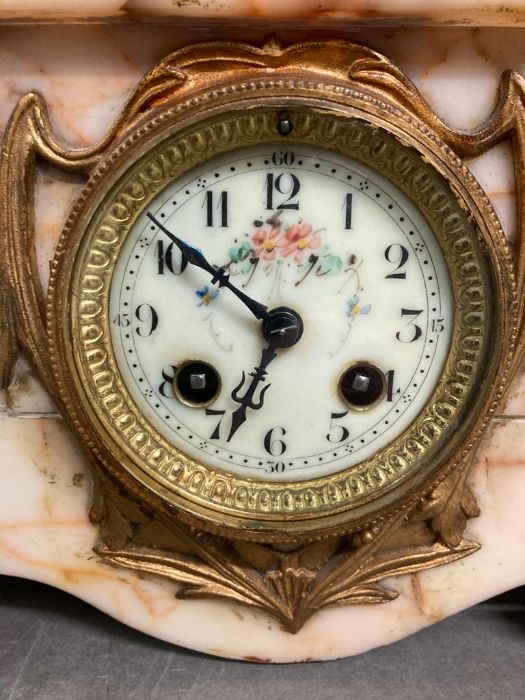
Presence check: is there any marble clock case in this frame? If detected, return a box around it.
[2,5,525,663]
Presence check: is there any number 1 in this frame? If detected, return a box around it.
[344,193,353,229]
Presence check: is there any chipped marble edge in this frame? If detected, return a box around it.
[1,1,525,27]
[1,413,525,663]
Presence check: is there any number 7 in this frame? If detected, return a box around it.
[206,408,226,439]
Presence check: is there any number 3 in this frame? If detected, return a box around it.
[396,308,423,343]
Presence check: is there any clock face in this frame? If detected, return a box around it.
[109,144,453,482]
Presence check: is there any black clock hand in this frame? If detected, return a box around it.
[227,341,278,442]
[147,212,269,322]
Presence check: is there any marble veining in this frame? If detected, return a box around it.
[2,415,525,662]
[1,24,525,661]
[1,1,525,26]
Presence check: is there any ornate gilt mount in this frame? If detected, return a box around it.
[90,457,479,632]
[1,39,523,632]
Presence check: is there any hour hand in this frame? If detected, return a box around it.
[146,212,269,322]
[227,342,278,442]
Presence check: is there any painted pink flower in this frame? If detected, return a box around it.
[251,225,283,260]
[279,222,321,262]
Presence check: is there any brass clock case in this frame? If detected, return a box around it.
[47,88,512,541]
[4,38,525,630]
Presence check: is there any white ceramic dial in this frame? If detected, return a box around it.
[109,144,453,482]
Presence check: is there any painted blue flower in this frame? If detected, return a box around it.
[196,285,219,306]
[346,295,371,317]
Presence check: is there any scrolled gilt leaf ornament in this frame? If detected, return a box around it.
[0,38,523,632]
[91,457,479,633]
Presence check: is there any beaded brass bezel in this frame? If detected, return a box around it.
[48,94,505,539]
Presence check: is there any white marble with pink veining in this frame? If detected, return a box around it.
[1,1,525,26]
[2,24,525,662]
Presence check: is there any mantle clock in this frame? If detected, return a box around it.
[2,19,525,663]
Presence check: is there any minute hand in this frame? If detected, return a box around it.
[147,212,269,322]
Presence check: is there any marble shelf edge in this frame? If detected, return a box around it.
[1,414,525,663]
[0,1,524,27]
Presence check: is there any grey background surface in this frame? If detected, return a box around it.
[1,576,524,700]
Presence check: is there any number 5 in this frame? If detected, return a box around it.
[326,411,349,443]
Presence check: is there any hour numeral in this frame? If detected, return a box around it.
[265,173,300,210]
[264,426,287,456]
[134,303,159,337]
[326,411,350,443]
[158,364,177,398]
[385,369,399,402]
[343,193,353,229]
[204,190,228,227]
[266,462,286,474]
[396,308,424,343]
[385,244,409,279]
[206,408,226,440]
[156,240,188,276]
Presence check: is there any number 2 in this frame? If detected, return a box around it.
[385,244,409,279]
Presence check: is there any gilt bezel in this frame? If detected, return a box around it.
[47,86,511,540]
